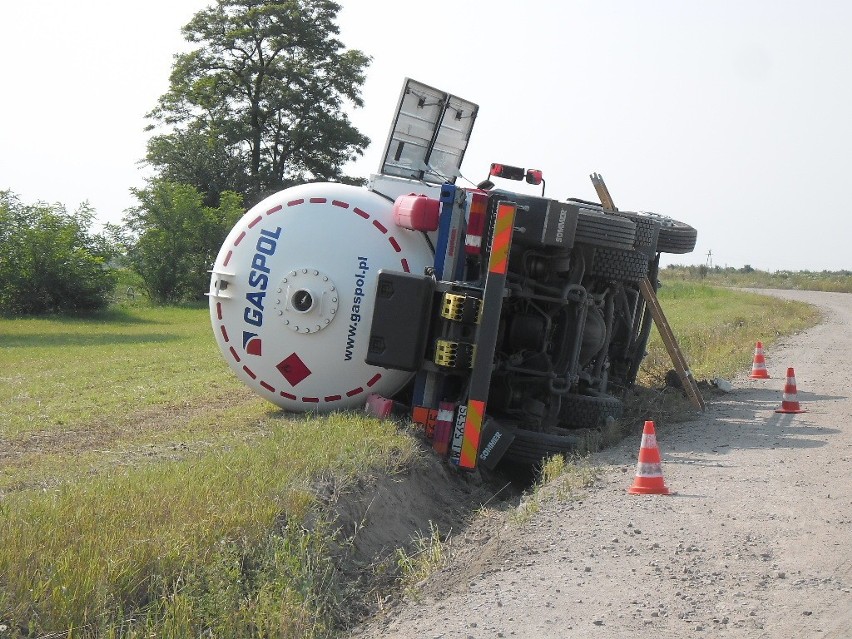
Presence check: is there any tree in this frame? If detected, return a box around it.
[123,180,243,303]
[145,0,371,207]
[145,123,252,208]
[0,191,117,315]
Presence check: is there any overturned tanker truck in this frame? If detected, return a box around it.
[208,78,697,470]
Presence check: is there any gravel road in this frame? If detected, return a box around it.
[351,289,852,639]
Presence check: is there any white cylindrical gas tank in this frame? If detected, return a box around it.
[209,182,433,411]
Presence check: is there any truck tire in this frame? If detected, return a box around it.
[500,393,625,465]
[632,216,658,250]
[633,213,697,254]
[611,211,660,250]
[501,427,585,465]
[574,208,636,251]
[657,218,697,254]
[589,248,650,284]
[558,392,624,429]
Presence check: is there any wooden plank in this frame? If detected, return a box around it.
[590,172,617,210]
[640,278,706,411]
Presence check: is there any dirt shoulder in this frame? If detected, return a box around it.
[350,288,852,638]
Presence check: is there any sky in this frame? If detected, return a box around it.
[2,0,851,272]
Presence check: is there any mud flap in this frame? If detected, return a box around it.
[477,418,515,470]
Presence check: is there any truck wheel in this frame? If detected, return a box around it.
[589,248,650,284]
[494,394,626,465]
[501,427,585,465]
[558,393,624,429]
[638,213,697,254]
[611,211,660,250]
[658,219,697,253]
[574,208,636,251]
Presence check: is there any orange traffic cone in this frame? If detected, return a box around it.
[628,421,672,495]
[775,367,807,414]
[749,341,770,379]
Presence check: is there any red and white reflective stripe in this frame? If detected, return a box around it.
[636,462,664,477]
[782,372,798,400]
[640,433,657,449]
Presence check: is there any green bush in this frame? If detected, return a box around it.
[123,180,243,303]
[0,191,117,315]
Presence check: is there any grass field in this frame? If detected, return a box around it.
[1,303,420,637]
[638,281,821,385]
[663,264,852,293]
[0,277,823,637]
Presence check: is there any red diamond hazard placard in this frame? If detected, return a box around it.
[276,353,312,386]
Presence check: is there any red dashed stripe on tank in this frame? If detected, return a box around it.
[243,366,257,379]
[229,346,241,362]
[260,381,275,392]
[231,195,417,265]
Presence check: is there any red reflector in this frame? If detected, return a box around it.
[465,190,487,255]
[525,169,543,185]
[432,401,456,456]
[489,163,525,181]
[393,194,440,231]
[365,393,394,419]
